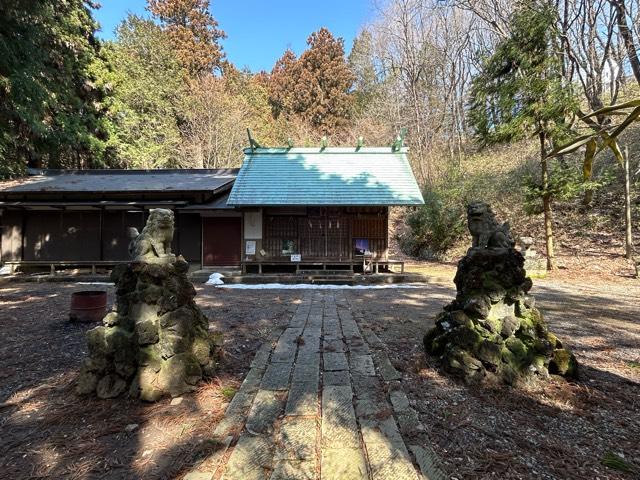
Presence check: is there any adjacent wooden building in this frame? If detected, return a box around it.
[0,169,239,271]
[0,147,424,274]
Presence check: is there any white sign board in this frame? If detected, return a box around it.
[290,254,302,262]
[244,211,262,239]
[245,240,256,255]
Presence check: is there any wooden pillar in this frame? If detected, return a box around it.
[384,207,389,260]
[98,208,104,261]
[175,209,180,261]
[324,210,328,258]
[348,211,353,261]
[20,210,26,261]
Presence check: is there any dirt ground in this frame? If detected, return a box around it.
[345,275,640,480]
[0,276,639,479]
[0,284,302,479]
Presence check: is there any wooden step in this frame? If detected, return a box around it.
[298,269,354,275]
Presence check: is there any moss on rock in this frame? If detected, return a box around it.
[549,348,578,378]
[500,315,520,337]
[477,339,502,366]
[77,257,222,401]
[505,337,531,367]
[96,373,127,399]
[442,346,486,384]
[192,336,212,365]
[423,218,578,385]
[450,325,483,349]
[158,353,202,397]
[76,371,99,395]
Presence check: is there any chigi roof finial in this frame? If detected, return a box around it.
[392,127,407,152]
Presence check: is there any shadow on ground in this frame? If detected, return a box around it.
[344,280,640,479]
[1,280,639,479]
[0,283,300,479]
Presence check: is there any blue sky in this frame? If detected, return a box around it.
[92,0,374,72]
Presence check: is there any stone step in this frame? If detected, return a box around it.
[196,273,428,285]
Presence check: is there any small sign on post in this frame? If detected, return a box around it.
[291,254,301,262]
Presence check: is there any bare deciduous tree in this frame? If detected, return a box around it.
[363,0,487,183]
[451,0,514,38]
[179,76,250,169]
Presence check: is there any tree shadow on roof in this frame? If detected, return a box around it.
[231,152,424,206]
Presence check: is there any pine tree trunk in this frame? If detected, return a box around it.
[624,146,634,259]
[540,132,556,270]
[611,0,640,85]
[582,139,597,207]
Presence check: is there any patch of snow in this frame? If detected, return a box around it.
[0,265,12,275]
[210,283,425,290]
[205,272,225,285]
[77,282,114,286]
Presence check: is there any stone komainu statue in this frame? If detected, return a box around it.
[423,201,577,385]
[467,201,515,249]
[77,208,222,401]
[129,208,176,264]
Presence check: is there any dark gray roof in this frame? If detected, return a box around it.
[179,191,234,210]
[0,200,188,209]
[0,168,238,194]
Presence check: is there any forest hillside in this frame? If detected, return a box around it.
[392,122,640,278]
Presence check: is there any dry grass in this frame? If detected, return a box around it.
[403,262,457,279]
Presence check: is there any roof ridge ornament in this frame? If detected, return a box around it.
[247,128,262,152]
[392,127,407,152]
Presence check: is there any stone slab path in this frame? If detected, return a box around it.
[185,291,446,480]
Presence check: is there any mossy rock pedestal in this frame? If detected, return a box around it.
[424,247,577,385]
[77,257,222,400]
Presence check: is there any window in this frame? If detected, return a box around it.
[282,239,296,255]
[353,238,370,256]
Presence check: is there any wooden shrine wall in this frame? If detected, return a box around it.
[261,207,388,261]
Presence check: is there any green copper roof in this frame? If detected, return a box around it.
[227,147,424,206]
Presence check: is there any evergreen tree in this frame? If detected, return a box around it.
[348,29,380,114]
[147,0,226,76]
[98,15,186,168]
[268,28,355,136]
[268,50,300,122]
[469,2,577,270]
[0,0,108,177]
